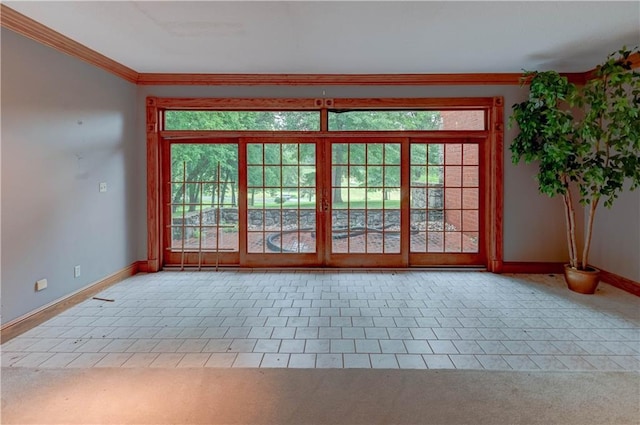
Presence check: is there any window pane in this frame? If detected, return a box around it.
[428,166,444,186]
[349,144,366,164]
[428,144,444,165]
[385,144,400,165]
[445,166,462,187]
[368,166,383,187]
[439,111,485,130]
[248,166,263,187]
[411,166,427,185]
[299,144,315,164]
[247,144,263,164]
[264,167,281,186]
[282,166,299,186]
[165,111,320,131]
[385,167,400,186]
[264,144,281,164]
[445,144,463,165]
[333,144,348,165]
[328,110,485,131]
[298,166,314,187]
[329,110,442,130]
[350,166,365,187]
[411,144,427,165]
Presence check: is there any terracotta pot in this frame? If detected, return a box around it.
[563,265,600,294]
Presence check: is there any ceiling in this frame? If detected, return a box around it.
[5,1,640,74]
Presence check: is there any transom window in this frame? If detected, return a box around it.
[163,109,485,132]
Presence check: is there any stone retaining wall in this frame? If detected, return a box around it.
[173,184,444,233]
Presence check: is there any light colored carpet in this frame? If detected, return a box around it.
[2,368,638,424]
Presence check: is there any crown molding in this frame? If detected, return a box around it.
[0,4,139,83]
[136,72,527,86]
[135,72,588,86]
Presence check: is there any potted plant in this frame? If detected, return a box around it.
[509,47,640,294]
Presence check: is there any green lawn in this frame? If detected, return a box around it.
[172,188,402,217]
[332,200,400,209]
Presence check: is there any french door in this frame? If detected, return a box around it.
[242,138,322,267]
[162,136,487,268]
[163,141,241,267]
[325,139,406,267]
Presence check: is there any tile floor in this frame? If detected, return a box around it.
[2,271,638,370]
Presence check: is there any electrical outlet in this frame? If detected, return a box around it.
[36,279,48,291]
[74,265,81,278]
[99,182,107,193]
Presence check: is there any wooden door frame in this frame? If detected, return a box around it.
[240,136,324,268]
[146,96,503,272]
[323,137,407,268]
[161,138,241,268]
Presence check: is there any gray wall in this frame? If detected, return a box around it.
[589,189,640,282]
[1,29,140,324]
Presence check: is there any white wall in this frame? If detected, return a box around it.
[1,29,141,324]
[135,84,574,265]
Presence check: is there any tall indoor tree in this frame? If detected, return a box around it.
[510,47,640,293]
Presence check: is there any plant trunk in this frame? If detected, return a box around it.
[581,197,599,271]
[231,183,236,206]
[333,166,344,203]
[220,170,229,206]
[172,187,183,214]
[561,182,578,269]
[188,187,199,212]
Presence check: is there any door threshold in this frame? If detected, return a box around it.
[161,265,488,272]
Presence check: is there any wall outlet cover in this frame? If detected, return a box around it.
[74,265,81,278]
[36,279,48,291]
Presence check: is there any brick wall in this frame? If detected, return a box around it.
[440,110,485,130]
[442,142,479,235]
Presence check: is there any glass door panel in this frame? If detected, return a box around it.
[327,141,405,267]
[244,140,320,266]
[165,143,239,267]
[409,141,484,265]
